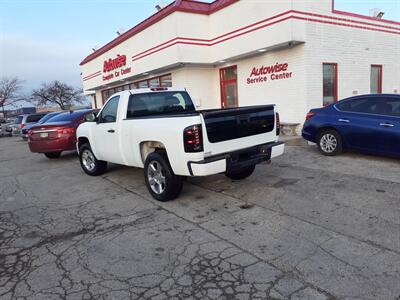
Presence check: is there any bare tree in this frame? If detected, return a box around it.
[0,77,24,117]
[31,81,85,110]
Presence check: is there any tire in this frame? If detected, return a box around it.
[317,130,342,156]
[225,165,256,180]
[144,152,183,202]
[79,143,107,176]
[44,152,62,159]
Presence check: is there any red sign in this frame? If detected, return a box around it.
[103,54,127,73]
[102,54,131,81]
[247,62,293,85]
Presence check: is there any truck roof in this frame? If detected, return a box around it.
[115,87,187,96]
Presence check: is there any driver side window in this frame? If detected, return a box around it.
[99,96,120,123]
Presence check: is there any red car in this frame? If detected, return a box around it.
[28,109,96,159]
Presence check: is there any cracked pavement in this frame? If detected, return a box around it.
[0,137,399,299]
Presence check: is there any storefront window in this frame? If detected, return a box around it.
[323,63,338,106]
[149,78,160,88]
[100,74,172,104]
[371,65,382,94]
[160,74,172,87]
[138,80,149,88]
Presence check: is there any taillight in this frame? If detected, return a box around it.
[184,125,203,153]
[57,127,75,135]
[305,112,316,121]
[28,130,33,138]
[20,123,25,129]
[275,112,280,136]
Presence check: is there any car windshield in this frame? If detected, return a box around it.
[48,111,90,123]
[38,112,61,123]
[14,116,23,124]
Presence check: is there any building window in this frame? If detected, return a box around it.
[160,74,172,87]
[100,73,172,106]
[220,65,238,108]
[138,80,149,88]
[323,63,338,106]
[371,65,382,94]
[149,78,160,88]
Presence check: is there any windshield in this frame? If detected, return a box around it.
[47,110,90,123]
[127,91,196,118]
[38,112,61,124]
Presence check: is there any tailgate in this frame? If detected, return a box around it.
[200,105,277,156]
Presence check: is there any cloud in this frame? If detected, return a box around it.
[0,34,90,92]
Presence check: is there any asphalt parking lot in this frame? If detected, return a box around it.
[0,137,399,300]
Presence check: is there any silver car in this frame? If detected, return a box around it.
[0,119,13,137]
[12,113,47,137]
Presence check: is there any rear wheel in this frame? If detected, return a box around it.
[225,165,256,180]
[44,152,62,159]
[318,130,342,156]
[79,143,107,176]
[144,152,183,202]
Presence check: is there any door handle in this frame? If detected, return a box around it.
[338,119,350,123]
[107,129,115,133]
[379,123,394,127]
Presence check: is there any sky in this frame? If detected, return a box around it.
[0,0,399,107]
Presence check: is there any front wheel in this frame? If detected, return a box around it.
[318,130,342,156]
[225,165,256,180]
[44,152,62,159]
[79,143,107,176]
[144,152,183,202]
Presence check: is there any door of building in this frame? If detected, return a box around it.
[220,66,238,108]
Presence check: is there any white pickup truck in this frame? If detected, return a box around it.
[77,87,284,201]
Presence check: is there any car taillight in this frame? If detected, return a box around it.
[275,112,280,136]
[20,123,25,129]
[184,125,203,153]
[28,130,33,138]
[305,112,316,121]
[57,127,75,135]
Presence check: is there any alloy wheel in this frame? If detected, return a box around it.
[82,150,96,171]
[147,161,166,195]
[320,133,337,153]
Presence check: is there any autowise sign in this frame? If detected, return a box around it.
[102,54,131,81]
[246,62,293,85]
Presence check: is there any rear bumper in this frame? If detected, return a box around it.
[187,141,284,176]
[28,137,75,153]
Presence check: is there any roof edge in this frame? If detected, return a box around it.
[80,0,239,66]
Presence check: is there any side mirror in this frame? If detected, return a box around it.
[85,112,97,122]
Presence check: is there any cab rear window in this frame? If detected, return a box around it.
[127,92,195,118]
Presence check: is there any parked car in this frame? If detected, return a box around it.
[28,109,97,159]
[21,111,65,140]
[12,113,48,136]
[302,94,400,157]
[0,119,13,137]
[76,87,284,201]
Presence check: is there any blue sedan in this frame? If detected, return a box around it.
[302,94,400,157]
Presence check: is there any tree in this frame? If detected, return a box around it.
[31,81,85,110]
[0,77,24,117]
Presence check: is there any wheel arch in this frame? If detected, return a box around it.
[77,136,90,150]
[139,140,168,165]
